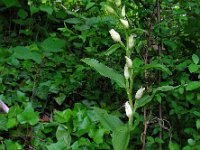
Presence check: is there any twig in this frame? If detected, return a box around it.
[0,99,9,113]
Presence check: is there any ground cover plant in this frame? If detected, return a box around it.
[0,0,199,149]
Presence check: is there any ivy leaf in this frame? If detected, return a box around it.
[82,58,125,88]
[17,103,39,125]
[112,125,130,150]
[47,141,67,150]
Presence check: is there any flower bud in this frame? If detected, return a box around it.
[109,29,121,43]
[124,64,129,80]
[128,34,135,49]
[135,87,145,99]
[106,5,115,14]
[115,0,121,6]
[120,19,129,28]
[125,56,132,68]
[125,101,132,118]
[121,5,126,17]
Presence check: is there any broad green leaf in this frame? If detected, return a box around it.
[0,114,7,131]
[11,46,42,64]
[41,37,66,53]
[7,118,18,129]
[55,93,66,105]
[186,81,200,91]
[17,103,39,125]
[82,58,125,88]
[169,141,180,150]
[56,125,71,149]
[137,95,154,108]
[100,44,121,56]
[155,85,179,92]
[89,128,107,144]
[47,141,67,150]
[4,140,23,150]
[196,119,200,129]
[54,109,72,123]
[2,0,18,7]
[192,54,199,64]
[94,107,123,131]
[143,63,172,75]
[39,5,53,15]
[112,125,130,150]
[188,64,199,73]
[30,6,40,15]
[18,9,28,19]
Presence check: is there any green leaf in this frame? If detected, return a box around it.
[54,109,72,123]
[41,37,66,53]
[100,44,121,56]
[39,5,53,15]
[17,103,39,125]
[192,54,199,64]
[2,0,18,7]
[89,128,107,144]
[0,114,7,131]
[188,64,199,73]
[186,81,200,91]
[196,119,200,129]
[56,125,71,149]
[82,58,125,88]
[4,140,23,150]
[94,107,123,131]
[12,46,42,64]
[47,141,67,150]
[137,95,154,108]
[143,63,172,75]
[112,125,130,150]
[18,9,28,19]
[155,85,178,92]
[169,141,180,150]
[30,6,40,15]
[55,93,66,105]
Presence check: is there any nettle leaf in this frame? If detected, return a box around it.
[186,81,200,91]
[192,54,199,64]
[17,103,39,125]
[41,37,66,53]
[112,125,130,150]
[82,58,125,88]
[94,107,123,131]
[11,46,42,64]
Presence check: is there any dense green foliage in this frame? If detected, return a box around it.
[0,0,199,149]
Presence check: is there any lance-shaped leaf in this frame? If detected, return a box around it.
[112,125,130,150]
[82,58,125,88]
[94,107,123,132]
[142,63,172,75]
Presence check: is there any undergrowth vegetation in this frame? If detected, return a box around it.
[0,0,199,149]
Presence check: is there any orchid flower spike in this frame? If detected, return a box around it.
[125,101,132,118]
